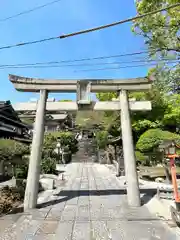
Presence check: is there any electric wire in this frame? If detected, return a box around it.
[73,61,180,73]
[0,50,151,67]
[0,58,178,70]
[0,0,62,22]
[0,47,173,68]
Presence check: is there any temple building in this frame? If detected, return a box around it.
[0,101,31,142]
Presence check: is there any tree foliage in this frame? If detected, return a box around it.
[41,131,78,173]
[93,1,180,164]
[96,85,180,153]
[133,0,180,92]
[76,110,104,129]
[96,131,109,149]
[133,0,180,53]
[43,131,78,156]
[162,94,180,128]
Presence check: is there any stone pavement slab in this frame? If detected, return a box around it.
[0,163,179,239]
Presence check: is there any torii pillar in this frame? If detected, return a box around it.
[120,90,140,206]
[24,90,48,210]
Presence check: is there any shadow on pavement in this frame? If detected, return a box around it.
[37,188,157,209]
[4,188,157,215]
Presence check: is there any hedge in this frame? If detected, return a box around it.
[136,129,180,152]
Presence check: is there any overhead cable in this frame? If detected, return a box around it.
[0,0,62,22]
[0,58,178,70]
[0,49,159,67]
[73,61,180,72]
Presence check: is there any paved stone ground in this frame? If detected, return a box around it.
[0,163,179,239]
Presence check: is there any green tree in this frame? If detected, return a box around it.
[162,94,180,131]
[43,131,78,156]
[96,92,118,101]
[41,131,78,173]
[96,87,180,144]
[96,92,121,136]
[133,0,180,92]
[133,0,180,53]
[76,111,104,129]
[130,87,168,140]
[96,131,109,149]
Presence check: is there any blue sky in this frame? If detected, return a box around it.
[0,0,148,103]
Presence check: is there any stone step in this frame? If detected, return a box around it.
[72,139,98,162]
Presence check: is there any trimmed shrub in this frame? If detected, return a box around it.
[136,129,180,152]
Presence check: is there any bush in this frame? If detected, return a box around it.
[0,139,29,162]
[0,139,30,178]
[15,164,28,179]
[43,131,78,156]
[135,151,149,166]
[136,129,180,152]
[96,131,108,149]
[40,157,57,175]
[54,132,78,154]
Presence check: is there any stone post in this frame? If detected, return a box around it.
[24,90,48,211]
[119,90,141,207]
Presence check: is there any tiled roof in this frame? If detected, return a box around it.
[0,100,30,139]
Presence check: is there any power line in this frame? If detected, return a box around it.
[60,3,180,39]
[0,0,62,23]
[74,61,180,73]
[0,49,155,67]
[0,36,59,50]
[0,58,178,70]
[0,3,179,51]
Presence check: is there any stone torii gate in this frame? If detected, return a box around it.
[9,74,152,210]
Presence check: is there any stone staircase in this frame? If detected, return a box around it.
[72,138,98,162]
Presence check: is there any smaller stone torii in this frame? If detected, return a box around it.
[9,74,152,210]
